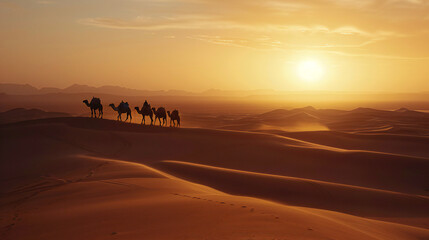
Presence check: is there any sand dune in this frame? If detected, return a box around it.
[214,107,429,135]
[260,130,429,158]
[1,116,429,239]
[4,117,427,195]
[156,160,429,228]
[2,154,428,240]
[0,108,70,124]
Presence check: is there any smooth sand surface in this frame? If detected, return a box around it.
[1,116,429,239]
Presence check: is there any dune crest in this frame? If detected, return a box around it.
[1,116,428,239]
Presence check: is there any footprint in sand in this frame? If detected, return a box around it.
[172,194,271,218]
[172,194,261,214]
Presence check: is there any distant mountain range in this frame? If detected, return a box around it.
[1,83,429,101]
[0,83,200,96]
[0,83,281,97]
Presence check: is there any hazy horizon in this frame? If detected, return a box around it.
[2,82,429,95]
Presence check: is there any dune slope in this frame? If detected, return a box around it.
[1,117,428,239]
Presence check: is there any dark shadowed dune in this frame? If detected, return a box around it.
[0,108,71,124]
[1,116,429,240]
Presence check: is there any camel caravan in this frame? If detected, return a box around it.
[82,97,180,127]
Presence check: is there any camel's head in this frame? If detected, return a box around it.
[109,103,115,107]
[134,107,140,111]
[167,111,171,116]
[152,107,156,112]
[83,100,91,107]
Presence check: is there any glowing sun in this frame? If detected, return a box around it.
[297,60,324,82]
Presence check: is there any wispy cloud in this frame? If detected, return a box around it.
[77,0,429,59]
[79,15,235,30]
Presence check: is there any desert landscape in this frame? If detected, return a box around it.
[2,0,429,239]
[1,84,429,239]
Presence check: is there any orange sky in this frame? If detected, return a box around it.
[0,0,428,92]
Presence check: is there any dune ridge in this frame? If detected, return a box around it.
[2,154,429,240]
[156,160,429,228]
[1,116,429,239]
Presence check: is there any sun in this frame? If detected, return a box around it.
[297,60,324,82]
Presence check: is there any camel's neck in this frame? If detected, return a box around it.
[136,108,142,114]
[84,101,91,107]
[167,112,171,117]
[110,105,118,111]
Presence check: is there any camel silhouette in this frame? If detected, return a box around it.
[109,101,132,122]
[83,97,103,118]
[135,101,153,125]
[152,107,167,126]
[167,110,180,127]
